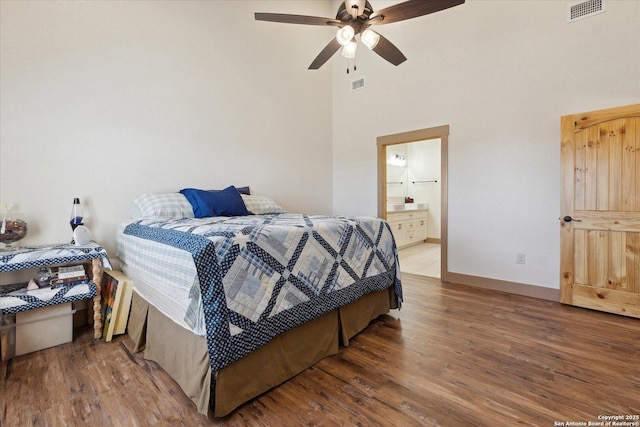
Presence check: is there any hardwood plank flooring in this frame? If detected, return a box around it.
[2,274,639,426]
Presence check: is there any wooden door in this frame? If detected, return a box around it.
[560,104,640,318]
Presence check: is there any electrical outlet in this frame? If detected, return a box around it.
[516,253,526,264]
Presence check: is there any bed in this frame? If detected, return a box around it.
[116,188,402,417]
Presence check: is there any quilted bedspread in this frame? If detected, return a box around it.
[123,213,402,372]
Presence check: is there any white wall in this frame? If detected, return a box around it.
[0,0,334,257]
[2,1,639,292]
[332,0,640,289]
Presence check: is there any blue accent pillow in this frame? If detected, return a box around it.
[180,186,249,218]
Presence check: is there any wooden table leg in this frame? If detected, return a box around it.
[91,258,103,339]
[4,358,13,380]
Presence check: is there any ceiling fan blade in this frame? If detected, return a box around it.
[372,34,407,66]
[308,39,342,70]
[369,0,465,25]
[255,13,341,27]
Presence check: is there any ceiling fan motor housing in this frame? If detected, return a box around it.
[339,0,374,21]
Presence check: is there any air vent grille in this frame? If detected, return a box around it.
[351,78,365,91]
[568,0,605,22]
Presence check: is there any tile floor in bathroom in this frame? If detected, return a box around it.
[397,242,441,278]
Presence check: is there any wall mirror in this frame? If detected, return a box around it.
[385,140,440,211]
[386,145,409,202]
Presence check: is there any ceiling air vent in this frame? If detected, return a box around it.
[351,77,365,91]
[567,0,605,23]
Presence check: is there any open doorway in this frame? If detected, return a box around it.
[377,125,449,279]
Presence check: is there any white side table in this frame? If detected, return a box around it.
[0,243,112,346]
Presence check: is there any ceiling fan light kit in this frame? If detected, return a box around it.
[255,0,465,71]
[336,25,355,45]
[361,29,380,50]
[342,40,358,59]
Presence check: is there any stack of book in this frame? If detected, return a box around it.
[100,270,134,342]
[50,265,89,287]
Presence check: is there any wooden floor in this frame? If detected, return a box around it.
[2,274,639,426]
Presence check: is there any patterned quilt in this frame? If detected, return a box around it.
[123,213,402,372]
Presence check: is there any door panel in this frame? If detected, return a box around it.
[560,104,640,318]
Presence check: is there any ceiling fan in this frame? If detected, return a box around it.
[255,0,465,70]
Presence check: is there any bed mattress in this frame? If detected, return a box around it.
[117,223,206,335]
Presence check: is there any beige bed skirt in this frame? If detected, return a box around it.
[128,287,398,417]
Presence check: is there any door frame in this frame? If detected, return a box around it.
[377,125,449,279]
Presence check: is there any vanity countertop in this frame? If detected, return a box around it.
[387,208,429,214]
[386,202,429,213]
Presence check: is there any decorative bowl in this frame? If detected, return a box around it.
[0,217,28,247]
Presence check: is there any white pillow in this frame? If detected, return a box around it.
[241,195,286,215]
[131,193,194,219]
